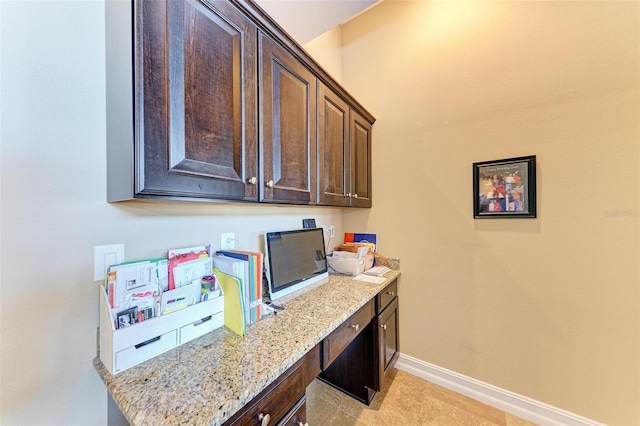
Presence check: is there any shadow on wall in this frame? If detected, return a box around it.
[108,199,326,218]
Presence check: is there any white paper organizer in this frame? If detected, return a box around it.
[327,254,374,276]
[98,285,224,375]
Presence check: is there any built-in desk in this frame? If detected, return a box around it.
[94,271,400,425]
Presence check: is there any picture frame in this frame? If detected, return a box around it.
[473,155,536,218]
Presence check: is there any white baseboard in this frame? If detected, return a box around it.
[394,353,604,426]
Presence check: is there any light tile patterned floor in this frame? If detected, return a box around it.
[306,369,538,426]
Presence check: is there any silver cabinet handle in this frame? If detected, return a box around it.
[387,291,395,296]
[353,193,358,198]
[258,413,271,426]
[298,423,309,426]
[347,192,352,198]
[350,324,359,331]
[381,324,387,330]
[247,177,257,185]
[266,180,274,188]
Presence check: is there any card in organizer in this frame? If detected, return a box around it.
[98,286,224,375]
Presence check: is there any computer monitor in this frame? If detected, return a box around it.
[264,228,328,300]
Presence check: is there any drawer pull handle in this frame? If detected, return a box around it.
[266,180,274,188]
[386,291,395,296]
[381,324,387,330]
[248,176,257,185]
[258,413,271,426]
[350,324,359,332]
[134,336,161,349]
[298,423,309,426]
[193,315,212,326]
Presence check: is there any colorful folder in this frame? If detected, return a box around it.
[216,250,264,324]
[213,268,245,336]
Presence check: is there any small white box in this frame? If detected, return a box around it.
[98,285,224,375]
[327,254,374,276]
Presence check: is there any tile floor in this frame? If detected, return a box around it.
[306,368,538,426]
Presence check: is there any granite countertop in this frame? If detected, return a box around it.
[94,269,400,426]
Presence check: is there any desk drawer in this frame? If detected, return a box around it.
[227,359,306,426]
[114,329,178,373]
[276,395,306,426]
[323,300,374,368]
[179,310,224,343]
[377,280,398,314]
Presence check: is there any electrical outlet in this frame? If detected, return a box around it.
[94,244,125,281]
[221,232,235,250]
[329,225,335,238]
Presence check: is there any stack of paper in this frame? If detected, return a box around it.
[167,245,211,290]
[105,258,167,328]
[156,245,215,316]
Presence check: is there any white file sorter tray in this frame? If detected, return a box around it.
[99,286,224,375]
[327,254,374,276]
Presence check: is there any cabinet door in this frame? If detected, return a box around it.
[349,110,373,207]
[376,297,399,391]
[317,83,350,206]
[259,33,317,204]
[139,0,258,200]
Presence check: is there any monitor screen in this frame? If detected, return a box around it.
[264,228,328,300]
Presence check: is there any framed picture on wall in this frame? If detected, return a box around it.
[473,155,536,218]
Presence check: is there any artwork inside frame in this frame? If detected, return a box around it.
[473,155,537,218]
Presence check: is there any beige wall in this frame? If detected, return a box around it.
[340,1,640,424]
[2,1,638,425]
[0,1,344,424]
[305,26,344,83]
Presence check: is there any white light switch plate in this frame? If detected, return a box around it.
[94,244,125,281]
[221,233,235,250]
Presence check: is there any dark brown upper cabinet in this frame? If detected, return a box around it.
[258,33,317,205]
[106,0,374,207]
[349,109,373,207]
[318,84,372,207]
[317,84,350,206]
[107,0,258,202]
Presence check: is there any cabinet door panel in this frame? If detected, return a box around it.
[350,110,372,207]
[318,84,350,206]
[140,0,258,200]
[376,297,399,391]
[259,33,316,204]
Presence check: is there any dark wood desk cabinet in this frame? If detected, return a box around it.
[226,280,399,425]
[319,280,399,405]
[224,344,320,426]
[375,281,400,391]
